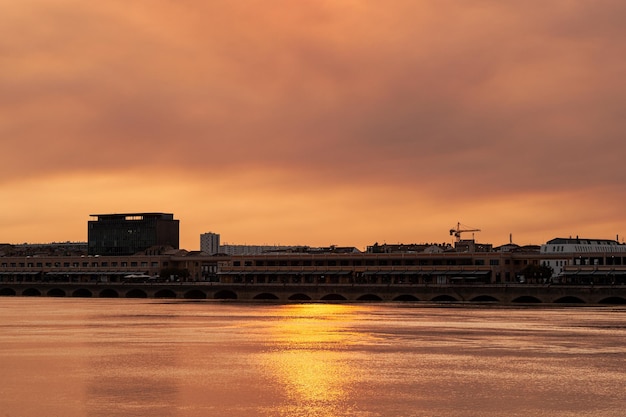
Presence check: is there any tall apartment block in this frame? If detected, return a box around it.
[200,232,220,255]
[88,213,179,256]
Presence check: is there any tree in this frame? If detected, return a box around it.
[519,264,553,283]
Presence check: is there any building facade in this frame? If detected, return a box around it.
[200,232,220,255]
[3,241,626,287]
[88,213,179,256]
[541,237,625,278]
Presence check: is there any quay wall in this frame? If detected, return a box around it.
[2,283,626,305]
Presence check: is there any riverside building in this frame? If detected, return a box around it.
[2,239,626,292]
[541,237,626,283]
[0,242,541,285]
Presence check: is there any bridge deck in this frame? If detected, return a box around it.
[2,282,626,304]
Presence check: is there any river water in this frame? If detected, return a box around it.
[0,298,625,417]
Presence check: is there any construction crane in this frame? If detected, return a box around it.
[449,222,481,242]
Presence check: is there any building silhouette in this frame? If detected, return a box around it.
[88,213,179,256]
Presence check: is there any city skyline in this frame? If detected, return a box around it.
[2,218,623,252]
[2,1,625,251]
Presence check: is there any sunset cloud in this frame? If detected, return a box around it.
[2,1,625,249]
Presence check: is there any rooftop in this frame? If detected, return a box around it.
[89,213,175,221]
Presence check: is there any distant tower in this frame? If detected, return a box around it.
[200,232,220,254]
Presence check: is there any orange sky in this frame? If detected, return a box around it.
[1,1,625,250]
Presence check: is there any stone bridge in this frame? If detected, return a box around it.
[2,282,626,304]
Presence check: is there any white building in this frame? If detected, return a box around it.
[541,237,624,277]
[200,232,220,255]
[218,244,294,256]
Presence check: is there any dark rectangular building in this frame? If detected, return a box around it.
[88,213,179,256]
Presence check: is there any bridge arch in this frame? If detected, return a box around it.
[320,294,347,301]
[393,294,419,302]
[22,288,41,296]
[288,293,312,301]
[154,289,177,299]
[126,289,148,298]
[214,290,237,300]
[47,288,66,297]
[72,288,92,298]
[99,289,119,298]
[0,287,17,296]
[357,294,383,301]
[598,296,626,305]
[253,293,280,300]
[431,295,459,302]
[512,295,542,303]
[470,295,500,303]
[183,289,206,299]
[554,296,585,304]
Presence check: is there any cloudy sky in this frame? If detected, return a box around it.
[1,0,625,250]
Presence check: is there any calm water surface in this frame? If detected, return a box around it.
[1,298,625,417]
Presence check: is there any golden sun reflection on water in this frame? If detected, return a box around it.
[261,304,363,415]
